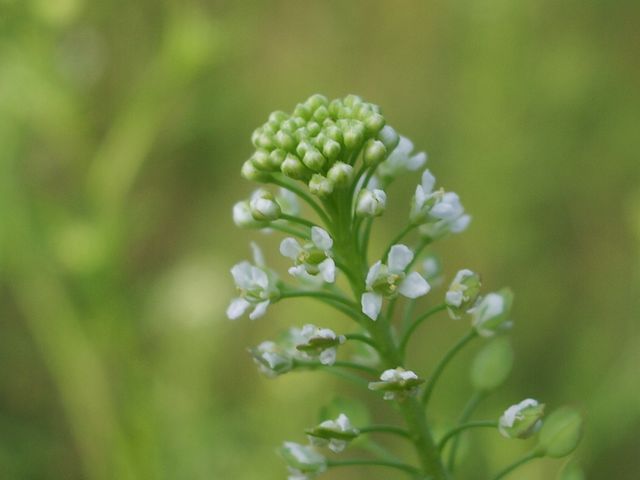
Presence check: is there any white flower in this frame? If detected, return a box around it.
[277,188,300,216]
[378,136,427,183]
[280,442,327,480]
[368,367,423,400]
[499,399,545,439]
[280,227,336,283]
[361,244,431,320]
[306,413,360,452]
[293,324,345,366]
[422,254,443,286]
[471,288,514,337]
[355,188,387,217]
[250,341,293,377]
[226,244,279,320]
[233,200,265,228]
[249,188,282,221]
[445,269,482,319]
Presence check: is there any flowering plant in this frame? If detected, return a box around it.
[229,94,583,479]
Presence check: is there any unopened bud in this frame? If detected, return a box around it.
[241,160,271,182]
[363,139,387,166]
[364,112,385,135]
[323,139,341,160]
[344,123,365,150]
[302,149,326,172]
[249,189,281,221]
[281,154,309,180]
[275,130,296,151]
[470,337,514,392]
[538,407,583,458]
[327,162,354,188]
[356,189,387,217]
[309,174,334,198]
[471,288,513,337]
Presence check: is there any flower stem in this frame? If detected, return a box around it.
[437,420,497,450]
[271,176,332,226]
[280,213,317,229]
[328,459,422,476]
[399,303,447,358]
[447,391,485,470]
[269,223,310,239]
[421,330,478,406]
[359,424,412,439]
[490,450,544,480]
[344,333,380,351]
[293,359,378,376]
[382,223,417,261]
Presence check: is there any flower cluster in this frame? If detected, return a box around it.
[228,94,583,480]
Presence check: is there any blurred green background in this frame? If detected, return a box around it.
[1,0,639,479]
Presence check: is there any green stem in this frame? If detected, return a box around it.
[293,359,378,376]
[421,330,478,406]
[271,176,332,226]
[269,223,310,239]
[280,289,359,312]
[447,391,485,471]
[328,459,422,476]
[359,425,412,439]
[344,333,380,351]
[400,303,447,357]
[490,450,544,480]
[437,421,497,450]
[280,213,316,229]
[382,223,417,261]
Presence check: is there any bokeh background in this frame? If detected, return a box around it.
[1,1,639,479]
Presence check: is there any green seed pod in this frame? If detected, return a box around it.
[327,162,354,188]
[281,154,309,180]
[325,125,343,143]
[538,407,583,458]
[363,139,387,166]
[302,149,326,172]
[377,125,400,151]
[275,130,296,152]
[308,174,334,198]
[241,160,271,182]
[323,139,341,160]
[470,337,514,392]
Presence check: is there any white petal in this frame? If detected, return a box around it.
[251,266,269,290]
[431,202,457,220]
[319,258,336,283]
[421,170,436,193]
[251,242,266,267]
[280,238,302,260]
[249,300,270,320]
[230,261,253,288]
[388,244,414,272]
[450,214,471,233]
[226,298,250,319]
[398,272,431,298]
[319,348,337,366]
[396,136,413,155]
[361,292,383,321]
[408,152,427,170]
[311,227,333,250]
[288,265,307,278]
[365,261,382,288]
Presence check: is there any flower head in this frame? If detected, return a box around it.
[293,324,345,366]
[227,244,279,320]
[361,244,430,320]
[280,227,336,283]
[368,367,424,401]
[499,399,545,439]
[306,413,360,452]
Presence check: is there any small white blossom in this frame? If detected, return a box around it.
[306,413,360,452]
[280,227,336,283]
[368,367,423,400]
[445,269,482,319]
[250,341,293,377]
[249,189,282,221]
[281,442,327,480]
[361,244,430,320]
[378,136,427,183]
[356,188,387,217]
[227,244,279,320]
[499,399,545,439]
[233,200,264,228]
[471,288,513,337]
[293,324,345,366]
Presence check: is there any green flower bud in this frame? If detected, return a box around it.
[268,110,288,127]
[281,154,309,180]
[356,188,387,217]
[296,139,314,158]
[309,174,334,198]
[470,337,514,392]
[323,139,341,160]
[275,130,296,152]
[307,121,321,136]
[302,149,327,172]
[268,149,287,170]
[280,119,297,133]
[328,98,342,117]
[344,94,363,107]
[255,131,275,150]
[241,160,271,182]
[364,112,385,135]
[446,269,482,319]
[344,122,365,150]
[499,399,545,439]
[471,288,514,337]
[293,103,313,120]
[249,189,281,221]
[377,125,400,151]
[325,125,343,143]
[538,407,583,458]
[313,105,330,122]
[306,93,329,111]
[327,162,354,188]
[363,139,387,166]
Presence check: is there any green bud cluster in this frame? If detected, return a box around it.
[243,94,390,198]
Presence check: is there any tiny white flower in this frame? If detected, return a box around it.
[280,227,336,283]
[378,136,427,183]
[356,188,387,217]
[445,269,482,320]
[227,244,279,320]
[368,367,423,401]
[306,413,360,452]
[471,288,514,337]
[280,442,327,480]
[250,341,293,377]
[233,200,265,228]
[499,399,545,439]
[361,244,431,320]
[293,324,345,366]
[249,189,282,221]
